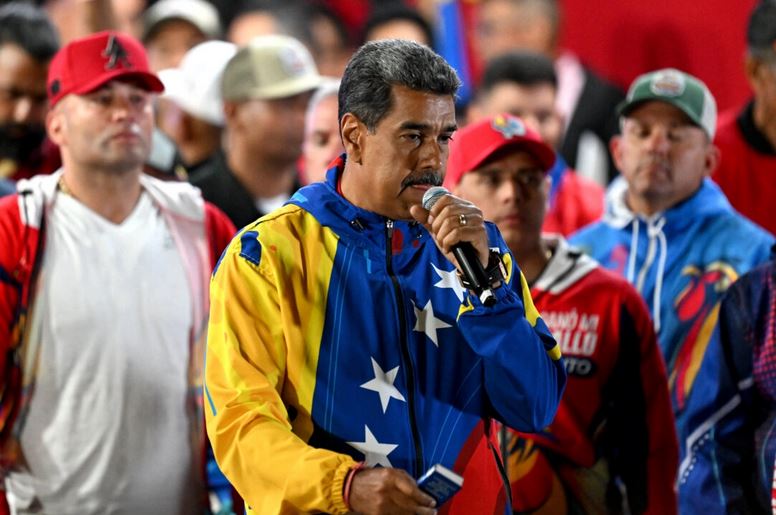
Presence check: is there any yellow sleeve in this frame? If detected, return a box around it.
[205,227,356,514]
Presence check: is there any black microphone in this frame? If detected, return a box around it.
[422,187,496,306]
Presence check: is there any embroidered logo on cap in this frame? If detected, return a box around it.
[491,114,526,139]
[279,47,307,77]
[649,69,686,97]
[102,34,132,70]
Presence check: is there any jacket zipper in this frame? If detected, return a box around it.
[385,219,424,476]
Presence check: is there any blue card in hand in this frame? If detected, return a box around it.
[417,464,463,506]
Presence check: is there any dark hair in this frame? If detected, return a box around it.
[363,3,435,49]
[308,3,351,53]
[479,51,557,97]
[339,39,460,131]
[747,1,776,58]
[0,2,59,62]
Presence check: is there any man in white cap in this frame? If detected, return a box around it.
[569,68,774,442]
[142,0,222,71]
[191,34,323,229]
[157,40,237,181]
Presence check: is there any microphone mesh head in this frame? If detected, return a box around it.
[421,186,449,210]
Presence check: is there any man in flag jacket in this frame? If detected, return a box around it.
[204,40,566,515]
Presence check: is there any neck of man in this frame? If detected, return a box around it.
[225,137,297,201]
[59,165,143,224]
[510,237,551,285]
[339,160,364,209]
[752,97,776,150]
[180,134,221,167]
[339,159,397,218]
[626,195,662,217]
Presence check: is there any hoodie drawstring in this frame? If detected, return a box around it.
[627,220,639,283]
[652,219,668,333]
[630,216,668,333]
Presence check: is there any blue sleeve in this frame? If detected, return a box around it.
[456,224,566,432]
[677,275,765,514]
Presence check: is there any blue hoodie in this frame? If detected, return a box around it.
[570,177,773,435]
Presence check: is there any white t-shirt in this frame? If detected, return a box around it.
[255,192,290,216]
[6,192,199,515]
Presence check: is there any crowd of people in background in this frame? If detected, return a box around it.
[0,0,774,514]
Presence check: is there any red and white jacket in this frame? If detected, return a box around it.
[507,236,679,514]
[0,171,235,513]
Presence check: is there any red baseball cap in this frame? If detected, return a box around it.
[444,114,556,189]
[47,31,164,107]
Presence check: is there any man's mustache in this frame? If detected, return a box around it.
[399,171,442,194]
[638,156,671,173]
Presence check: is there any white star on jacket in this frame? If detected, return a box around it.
[432,263,466,302]
[347,425,398,467]
[360,357,406,413]
[413,300,452,347]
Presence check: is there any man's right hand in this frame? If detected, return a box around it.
[347,467,437,514]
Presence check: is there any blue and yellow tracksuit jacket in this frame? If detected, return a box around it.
[204,164,566,514]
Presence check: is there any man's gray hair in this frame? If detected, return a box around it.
[338,39,460,132]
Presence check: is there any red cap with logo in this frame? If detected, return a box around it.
[47,31,164,107]
[443,114,556,189]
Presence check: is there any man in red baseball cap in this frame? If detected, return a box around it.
[47,31,164,108]
[444,113,555,277]
[446,113,679,514]
[0,31,236,514]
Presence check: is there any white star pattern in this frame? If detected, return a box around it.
[432,263,466,302]
[347,425,398,467]
[360,358,406,413]
[413,300,452,347]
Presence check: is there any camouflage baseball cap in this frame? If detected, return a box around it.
[618,68,717,139]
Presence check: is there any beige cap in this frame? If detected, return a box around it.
[222,35,323,102]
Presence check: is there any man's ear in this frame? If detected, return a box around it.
[704,143,721,177]
[452,182,462,197]
[744,55,760,90]
[46,104,65,146]
[543,174,552,197]
[609,135,624,172]
[341,113,364,164]
[222,101,239,128]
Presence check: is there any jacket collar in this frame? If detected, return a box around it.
[15,169,206,227]
[533,235,597,295]
[288,155,427,251]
